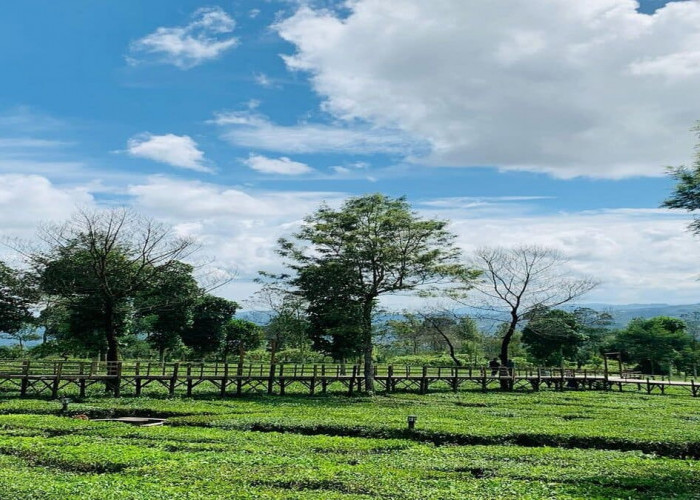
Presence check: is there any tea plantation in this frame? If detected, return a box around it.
[0,390,697,499]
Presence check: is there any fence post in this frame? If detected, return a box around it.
[236,362,243,396]
[279,364,286,395]
[267,364,275,395]
[134,361,142,397]
[420,366,428,394]
[113,362,122,397]
[20,360,30,397]
[169,363,179,397]
[348,365,356,396]
[186,363,193,397]
[310,365,317,395]
[220,363,229,397]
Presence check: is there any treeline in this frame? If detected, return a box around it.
[380,309,698,377]
[0,184,699,387]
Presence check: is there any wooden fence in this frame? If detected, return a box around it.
[0,360,696,398]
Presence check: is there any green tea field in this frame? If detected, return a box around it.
[0,390,698,499]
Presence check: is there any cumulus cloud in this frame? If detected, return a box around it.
[212,110,424,155]
[127,176,345,276]
[0,174,94,244]
[243,154,313,175]
[121,177,700,305]
[276,0,700,178]
[129,7,237,69]
[126,133,212,173]
[418,201,700,304]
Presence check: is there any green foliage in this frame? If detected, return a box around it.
[135,261,200,360]
[615,316,691,375]
[181,295,238,358]
[32,209,197,363]
[522,309,586,365]
[222,318,263,362]
[0,393,697,499]
[0,260,37,337]
[276,194,477,383]
[662,122,700,233]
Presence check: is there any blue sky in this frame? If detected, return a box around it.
[2,0,700,306]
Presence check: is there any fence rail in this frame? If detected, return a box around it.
[0,360,696,398]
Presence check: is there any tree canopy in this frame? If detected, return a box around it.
[30,208,198,371]
[662,122,700,233]
[276,193,477,390]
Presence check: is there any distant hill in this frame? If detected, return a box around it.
[238,303,700,331]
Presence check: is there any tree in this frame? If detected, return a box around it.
[680,312,700,377]
[135,261,200,361]
[295,261,366,362]
[30,208,197,374]
[0,260,36,336]
[181,294,238,358]
[470,246,597,385]
[615,316,690,375]
[572,307,614,368]
[387,313,426,355]
[1,327,40,350]
[252,281,311,363]
[419,314,481,366]
[276,194,475,391]
[521,309,586,366]
[222,318,263,363]
[662,122,700,233]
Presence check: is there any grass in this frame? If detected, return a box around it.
[0,389,697,499]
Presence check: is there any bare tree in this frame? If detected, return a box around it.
[469,246,598,373]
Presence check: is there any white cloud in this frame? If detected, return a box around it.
[126,133,212,173]
[129,7,237,69]
[121,178,700,305]
[0,174,94,246]
[254,72,277,88]
[212,110,423,155]
[276,0,700,178]
[243,154,313,175]
[127,176,346,277]
[419,202,700,304]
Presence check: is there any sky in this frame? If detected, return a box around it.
[1,0,700,307]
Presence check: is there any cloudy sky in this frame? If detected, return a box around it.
[2,0,700,307]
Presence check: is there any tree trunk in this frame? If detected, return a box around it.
[104,301,120,392]
[362,300,374,392]
[499,312,518,390]
[426,317,462,366]
[270,338,277,365]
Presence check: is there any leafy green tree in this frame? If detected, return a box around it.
[387,313,426,355]
[32,209,196,372]
[0,260,37,336]
[680,312,700,377]
[662,122,700,233]
[572,307,614,368]
[135,261,200,360]
[615,316,690,375]
[276,194,474,390]
[181,294,238,358]
[419,314,482,366]
[252,282,311,363]
[522,309,587,366]
[1,327,40,350]
[222,318,263,363]
[296,261,366,362]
